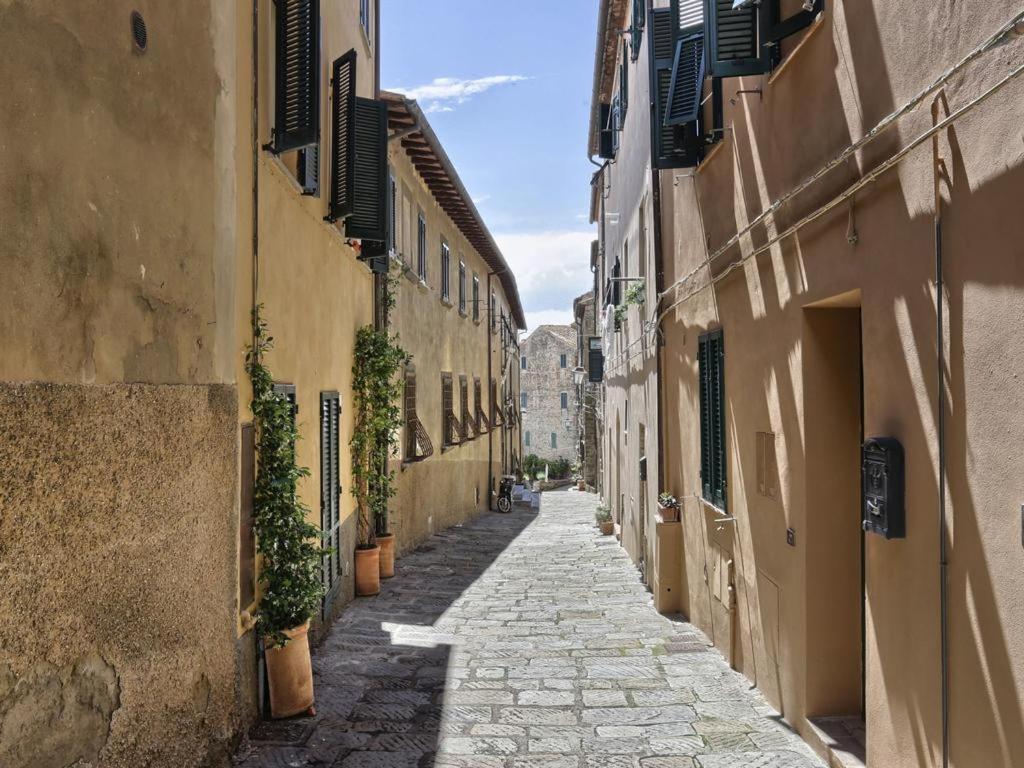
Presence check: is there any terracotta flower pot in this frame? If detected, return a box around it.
[658,505,680,523]
[599,521,614,535]
[265,622,314,719]
[355,545,381,596]
[377,533,396,579]
[577,480,586,491]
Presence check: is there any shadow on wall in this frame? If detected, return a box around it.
[234,506,538,767]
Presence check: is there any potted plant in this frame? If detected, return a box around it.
[595,504,614,535]
[658,491,681,523]
[352,325,408,590]
[246,308,324,719]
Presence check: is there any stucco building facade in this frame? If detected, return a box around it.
[520,325,579,464]
[574,291,602,490]
[588,0,1024,766]
[0,1,522,765]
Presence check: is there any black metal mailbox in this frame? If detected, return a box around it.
[862,437,905,539]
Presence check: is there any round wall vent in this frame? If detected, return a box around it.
[130,11,147,53]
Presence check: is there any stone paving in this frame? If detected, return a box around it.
[233,490,823,768]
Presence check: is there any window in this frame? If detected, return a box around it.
[360,0,371,44]
[459,375,474,440]
[402,184,413,263]
[650,4,703,170]
[440,240,451,300]
[550,433,557,449]
[490,378,504,426]
[630,0,645,61]
[521,392,528,409]
[521,355,527,370]
[474,378,489,433]
[559,354,567,369]
[404,365,433,462]
[458,260,467,314]
[472,275,480,321]
[490,290,497,329]
[268,0,320,155]
[387,171,397,253]
[417,212,427,280]
[525,431,531,447]
[320,392,341,596]
[560,392,568,410]
[699,329,726,510]
[441,373,461,448]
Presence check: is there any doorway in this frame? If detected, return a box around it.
[802,302,866,762]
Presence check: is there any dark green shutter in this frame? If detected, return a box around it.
[269,0,320,154]
[705,0,773,78]
[630,0,645,61]
[598,104,614,160]
[345,98,388,241]
[766,0,823,45]
[326,50,356,223]
[665,32,705,126]
[698,330,726,509]
[588,339,604,383]
[699,338,712,500]
[611,96,621,154]
[298,145,320,196]
[320,392,341,596]
[620,42,629,117]
[650,7,702,169]
[711,332,726,509]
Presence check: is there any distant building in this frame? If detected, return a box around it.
[573,291,601,490]
[520,325,578,463]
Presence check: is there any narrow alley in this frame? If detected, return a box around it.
[234,491,822,768]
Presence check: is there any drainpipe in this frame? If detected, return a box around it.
[487,270,496,506]
[932,95,950,768]
[251,0,260,342]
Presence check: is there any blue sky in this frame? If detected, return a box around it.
[382,0,598,332]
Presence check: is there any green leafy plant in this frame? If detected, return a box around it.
[658,491,680,509]
[595,504,612,523]
[624,282,645,307]
[351,325,408,547]
[613,303,628,325]
[246,307,325,647]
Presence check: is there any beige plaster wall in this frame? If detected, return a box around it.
[387,144,522,556]
[655,2,1024,765]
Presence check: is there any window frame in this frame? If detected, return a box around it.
[417,212,427,281]
[458,259,467,315]
[440,239,451,301]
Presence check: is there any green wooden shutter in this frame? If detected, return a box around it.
[665,32,705,127]
[711,332,726,509]
[598,104,614,160]
[766,0,823,45]
[620,41,629,118]
[705,0,773,78]
[346,98,389,241]
[320,392,341,595]
[269,0,320,153]
[650,7,702,169]
[698,337,712,501]
[326,50,356,223]
[630,0,645,61]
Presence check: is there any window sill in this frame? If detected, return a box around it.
[697,135,729,175]
[473,318,483,326]
[767,13,827,87]
[440,297,454,308]
[458,309,468,318]
[416,279,430,293]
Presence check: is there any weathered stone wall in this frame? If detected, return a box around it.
[574,294,600,489]
[0,383,240,768]
[520,327,578,464]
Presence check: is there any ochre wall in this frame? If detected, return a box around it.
[0,1,244,764]
[387,143,522,556]
[655,2,1024,765]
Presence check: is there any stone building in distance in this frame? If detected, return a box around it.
[519,325,578,464]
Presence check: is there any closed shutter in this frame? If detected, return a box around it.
[269,0,320,154]
[320,392,341,596]
[630,0,645,61]
[298,145,320,196]
[598,104,614,160]
[698,330,726,509]
[650,7,702,169]
[620,42,629,117]
[706,0,773,78]
[611,96,621,154]
[346,98,389,241]
[665,32,705,127]
[588,338,604,383]
[326,50,356,223]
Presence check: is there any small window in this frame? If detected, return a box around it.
[360,0,372,44]
[458,260,467,314]
[404,364,433,462]
[320,392,341,595]
[490,290,497,329]
[474,378,489,433]
[441,373,461,448]
[520,355,527,370]
[560,392,568,410]
[699,329,727,510]
[550,432,557,449]
[521,392,528,408]
[559,354,567,369]
[459,375,472,441]
[472,275,480,321]
[440,240,450,300]
[525,431,531,447]
[387,172,397,253]
[417,212,427,280]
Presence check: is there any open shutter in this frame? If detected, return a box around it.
[630,0,645,61]
[611,97,621,154]
[619,42,629,118]
[598,104,614,160]
[705,0,773,78]
[326,50,356,223]
[345,98,388,241]
[298,145,320,196]
[269,0,320,154]
[650,7,702,169]
[665,32,705,126]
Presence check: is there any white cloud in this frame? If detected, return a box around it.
[389,75,528,113]
[494,230,595,333]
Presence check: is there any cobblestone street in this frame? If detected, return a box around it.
[234,490,823,768]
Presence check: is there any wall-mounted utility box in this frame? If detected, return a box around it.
[862,437,905,539]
